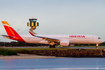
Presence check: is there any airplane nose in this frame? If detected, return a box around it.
[100,39,104,43]
[103,41,105,43]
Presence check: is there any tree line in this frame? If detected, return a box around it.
[0,41,49,47]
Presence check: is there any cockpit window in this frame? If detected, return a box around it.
[98,37,101,39]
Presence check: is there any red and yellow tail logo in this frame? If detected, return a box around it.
[2,21,19,36]
[2,21,25,42]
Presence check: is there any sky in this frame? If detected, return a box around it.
[0,0,105,42]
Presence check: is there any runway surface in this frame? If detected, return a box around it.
[2,46,105,49]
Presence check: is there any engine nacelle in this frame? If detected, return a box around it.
[60,40,70,46]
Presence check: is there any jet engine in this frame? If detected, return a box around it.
[60,40,70,46]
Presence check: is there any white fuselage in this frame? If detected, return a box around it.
[21,34,103,44]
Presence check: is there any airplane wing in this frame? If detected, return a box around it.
[35,35,59,43]
[29,31,60,43]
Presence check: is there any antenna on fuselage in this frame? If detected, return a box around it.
[27,18,39,34]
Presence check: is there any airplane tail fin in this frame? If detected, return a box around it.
[2,21,19,36]
[1,21,25,42]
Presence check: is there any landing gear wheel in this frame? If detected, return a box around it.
[49,45,55,48]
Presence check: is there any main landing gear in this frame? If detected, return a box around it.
[49,45,56,48]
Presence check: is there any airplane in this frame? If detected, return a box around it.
[1,21,104,48]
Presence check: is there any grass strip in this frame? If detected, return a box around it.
[0,48,17,56]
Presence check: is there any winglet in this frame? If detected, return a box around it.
[29,31,35,36]
[2,21,10,26]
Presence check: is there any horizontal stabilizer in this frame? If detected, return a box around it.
[1,35,14,38]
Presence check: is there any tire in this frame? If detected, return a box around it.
[49,45,55,48]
